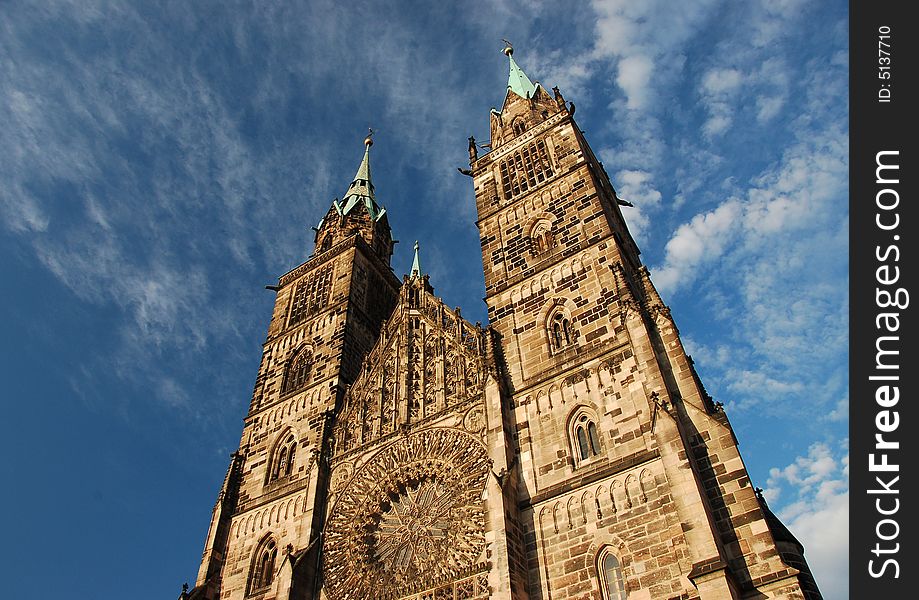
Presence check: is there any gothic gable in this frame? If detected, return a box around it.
[333,277,488,456]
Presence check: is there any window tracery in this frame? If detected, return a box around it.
[569,410,602,466]
[548,308,575,352]
[322,429,489,599]
[512,118,526,136]
[288,265,333,326]
[498,138,554,199]
[267,432,297,483]
[283,347,312,394]
[597,549,628,600]
[248,537,278,595]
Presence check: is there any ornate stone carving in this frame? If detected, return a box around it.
[323,428,489,599]
[463,406,487,435]
[330,463,354,493]
[332,284,489,456]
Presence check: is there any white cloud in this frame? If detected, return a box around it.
[651,113,846,297]
[702,68,743,94]
[699,68,744,138]
[751,58,790,123]
[750,0,812,47]
[616,55,654,110]
[648,81,848,417]
[767,442,849,600]
[755,95,785,122]
[0,182,50,233]
[652,198,742,293]
[825,394,848,423]
[590,0,720,108]
[614,169,663,240]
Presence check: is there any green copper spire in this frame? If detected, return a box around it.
[410,240,422,277]
[335,130,386,221]
[503,42,537,99]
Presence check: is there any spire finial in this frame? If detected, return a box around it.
[411,240,422,277]
[364,127,374,147]
[502,39,514,56]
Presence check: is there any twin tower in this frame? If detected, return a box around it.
[184,48,822,600]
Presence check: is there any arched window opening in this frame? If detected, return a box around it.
[283,347,312,393]
[549,311,573,352]
[598,551,628,600]
[512,118,526,136]
[574,414,600,461]
[498,139,554,199]
[269,433,297,483]
[577,427,590,460]
[249,538,278,594]
[277,447,288,474]
[288,266,333,327]
[588,421,601,455]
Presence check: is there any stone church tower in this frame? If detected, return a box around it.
[183,48,822,600]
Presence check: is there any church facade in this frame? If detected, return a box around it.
[184,48,822,600]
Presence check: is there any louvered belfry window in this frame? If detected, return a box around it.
[289,265,333,326]
[499,139,554,199]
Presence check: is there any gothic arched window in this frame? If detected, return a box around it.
[288,266,334,327]
[570,412,601,463]
[283,347,312,393]
[248,537,278,594]
[268,432,297,483]
[597,549,628,600]
[512,118,526,136]
[548,309,574,352]
[498,139,554,199]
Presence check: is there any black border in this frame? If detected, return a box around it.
[850,1,915,596]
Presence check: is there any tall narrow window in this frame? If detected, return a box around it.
[499,139,554,200]
[549,311,573,352]
[588,421,601,455]
[570,412,601,465]
[577,427,590,460]
[598,551,628,600]
[283,347,312,394]
[288,265,333,326]
[249,538,278,594]
[512,118,526,136]
[576,415,599,460]
[268,432,297,483]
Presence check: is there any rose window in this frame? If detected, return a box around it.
[323,428,490,600]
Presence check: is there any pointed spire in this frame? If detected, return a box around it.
[410,241,423,278]
[337,130,386,221]
[503,41,537,99]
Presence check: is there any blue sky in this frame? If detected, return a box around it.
[1,1,848,598]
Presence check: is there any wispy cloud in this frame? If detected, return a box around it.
[3,0,847,509]
[766,441,849,600]
[652,198,742,292]
[699,67,743,137]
